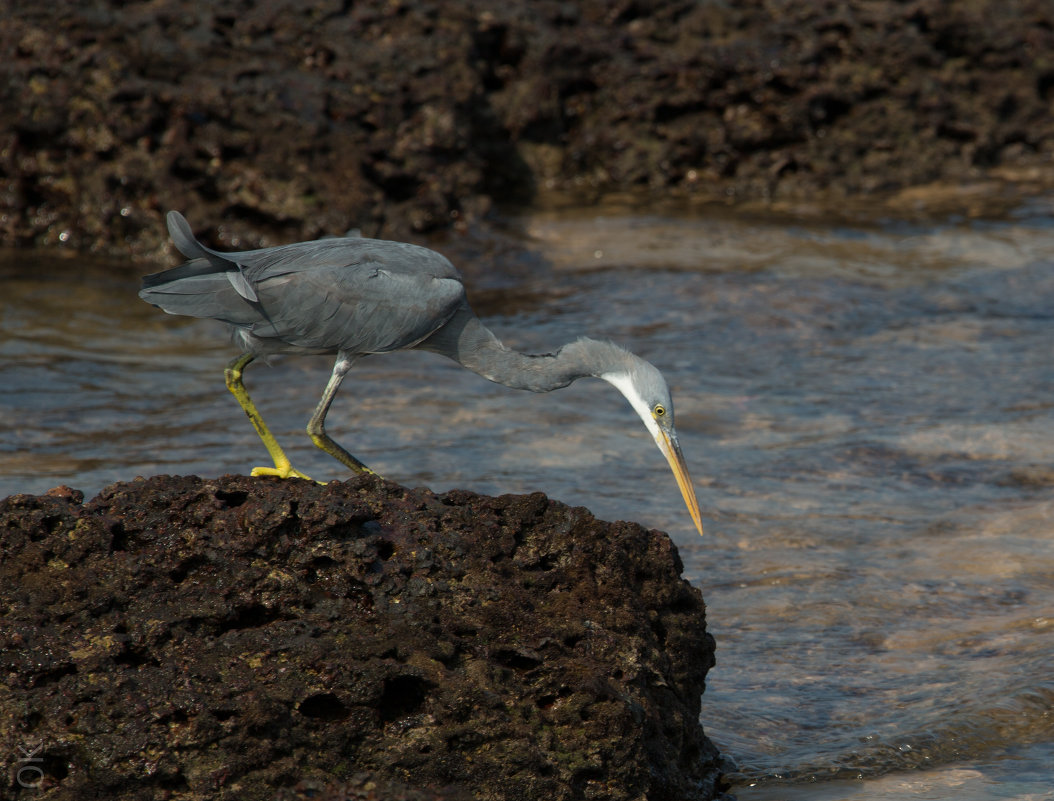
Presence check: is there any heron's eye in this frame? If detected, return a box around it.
[653,404,666,418]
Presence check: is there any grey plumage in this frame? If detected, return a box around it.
[143,212,465,356]
[139,211,704,535]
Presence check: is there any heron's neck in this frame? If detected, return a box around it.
[418,310,636,393]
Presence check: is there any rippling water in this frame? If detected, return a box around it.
[3,199,1054,799]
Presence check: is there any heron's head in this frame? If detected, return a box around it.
[597,354,704,536]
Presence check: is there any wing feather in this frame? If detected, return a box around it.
[141,212,467,356]
[252,261,466,353]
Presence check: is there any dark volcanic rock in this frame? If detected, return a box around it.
[0,475,723,800]
[273,772,468,801]
[4,0,1054,258]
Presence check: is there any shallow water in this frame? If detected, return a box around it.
[3,200,1054,799]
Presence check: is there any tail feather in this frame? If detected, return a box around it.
[139,211,261,322]
[138,267,260,324]
[140,257,221,289]
[167,210,219,263]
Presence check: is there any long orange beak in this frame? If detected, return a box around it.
[655,429,704,536]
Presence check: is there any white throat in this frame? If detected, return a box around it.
[600,371,663,443]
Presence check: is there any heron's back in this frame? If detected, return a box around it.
[140,213,467,356]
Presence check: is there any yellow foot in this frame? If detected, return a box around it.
[249,465,320,483]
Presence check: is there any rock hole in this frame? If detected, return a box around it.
[536,686,571,710]
[651,619,668,646]
[494,648,542,672]
[109,521,129,552]
[1039,70,1054,101]
[21,710,43,730]
[562,632,584,648]
[377,675,430,723]
[304,554,340,585]
[32,662,77,688]
[215,489,248,508]
[530,553,557,571]
[536,694,557,710]
[114,644,158,669]
[34,748,71,783]
[298,692,349,721]
[168,554,208,584]
[41,514,64,535]
[668,591,699,614]
[571,766,604,792]
[222,603,285,632]
[375,539,395,560]
[156,771,191,791]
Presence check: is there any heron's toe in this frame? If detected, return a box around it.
[250,465,320,483]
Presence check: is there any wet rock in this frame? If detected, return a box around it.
[3,0,1054,258]
[0,474,724,800]
[273,772,468,801]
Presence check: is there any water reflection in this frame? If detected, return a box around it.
[3,204,1054,799]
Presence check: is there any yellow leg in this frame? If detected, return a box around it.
[307,354,377,476]
[224,353,316,481]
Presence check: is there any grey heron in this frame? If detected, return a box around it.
[140,211,704,535]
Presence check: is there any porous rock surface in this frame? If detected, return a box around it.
[0,475,723,800]
[4,0,1054,257]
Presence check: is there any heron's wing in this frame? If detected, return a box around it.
[249,242,467,353]
[141,222,467,354]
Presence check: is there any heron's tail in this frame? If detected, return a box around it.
[166,211,215,262]
[139,212,262,323]
[141,211,259,305]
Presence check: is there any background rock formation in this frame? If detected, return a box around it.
[3,0,1054,258]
